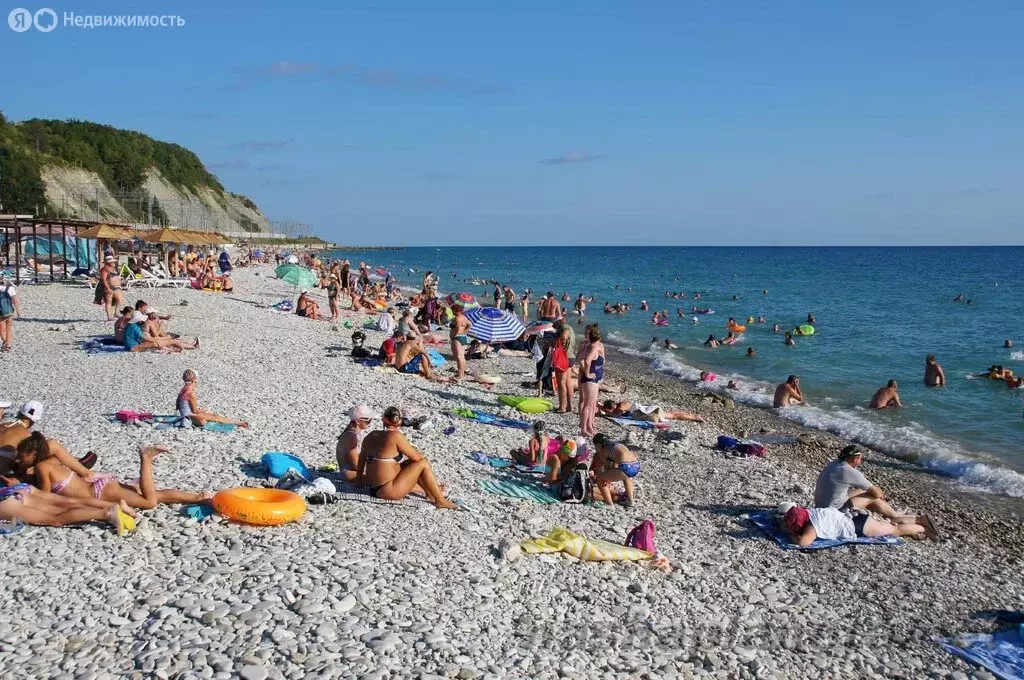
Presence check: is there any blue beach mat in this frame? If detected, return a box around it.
[608,416,663,430]
[150,416,237,433]
[938,627,1024,680]
[83,339,127,354]
[476,478,560,504]
[749,511,904,551]
[449,410,533,430]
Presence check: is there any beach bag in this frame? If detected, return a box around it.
[560,463,591,504]
[115,410,153,423]
[0,287,12,318]
[737,442,766,457]
[716,436,739,451]
[625,520,658,555]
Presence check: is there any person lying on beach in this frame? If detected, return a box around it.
[0,481,136,533]
[177,370,249,428]
[869,380,902,409]
[511,421,549,467]
[813,445,935,533]
[337,404,373,484]
[356,407,456,509]
[544,438,579,485]
[0,401,98,476]
[467,339,494,360]
[124,312,198,353]
[592,434,639,508]
[773,375,807,408]
[598,400,704,423]
[16,435,209,510]
[780,502,936,546]
[924,354,946,387]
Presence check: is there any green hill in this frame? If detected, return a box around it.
[0,113,266,232]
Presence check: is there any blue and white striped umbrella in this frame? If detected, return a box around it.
[466,306,527,343]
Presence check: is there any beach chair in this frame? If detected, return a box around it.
[141,269,191,289]
[119,264,145,290]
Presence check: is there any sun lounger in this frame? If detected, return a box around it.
[937,626,1024,680]
[141,269,191,289]
[748,510,903,550]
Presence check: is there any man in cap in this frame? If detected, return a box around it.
[0,400,98,476]
[813,444,925,526]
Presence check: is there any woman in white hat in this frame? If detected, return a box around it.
[337,405,373,483]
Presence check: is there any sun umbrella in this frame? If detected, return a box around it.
[466,306,527,343]
[445,292,479,309]
[523,320,556,337]
[275,264,318,288]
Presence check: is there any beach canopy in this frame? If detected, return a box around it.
[140,228,184,244]
[466,306,527,343]
[77,224,136,240]
[275,263,318,288]
[445,292,479,309]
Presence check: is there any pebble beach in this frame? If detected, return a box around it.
[2,264,1022,680]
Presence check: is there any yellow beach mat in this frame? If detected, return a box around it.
[521,527,653,562]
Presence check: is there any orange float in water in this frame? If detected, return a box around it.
[212,488,306,526]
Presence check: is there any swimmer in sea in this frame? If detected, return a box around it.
[732,295,739,301]
[651,337,659,345]
[746,347,756,358]
[726,380,739,390]
[1006,339,1014,348]
[869,380,902,409]
[704,335,719,348]
[772,324,781,333]
[640,301,649,311]
[758,316,766,324]
[692,316,699,325]
[763,289,768,295]
[773,375,807,408]
[953,293,964,302]
[807,313,816,324]
[785,331,796,346]
[746,316,755,325]
[664,339,678,350]
[924,354,946,387]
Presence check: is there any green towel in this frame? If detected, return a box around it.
[476,478,560,504]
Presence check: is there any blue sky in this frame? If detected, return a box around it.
[2,1,1022,245]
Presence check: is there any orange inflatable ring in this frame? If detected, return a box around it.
[727,323,747,333]
[212,488,306,526]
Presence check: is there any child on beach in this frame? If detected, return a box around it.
[16,433,209,510]
[177,370,250,428]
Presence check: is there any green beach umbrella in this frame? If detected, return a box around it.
[275,263,318,288]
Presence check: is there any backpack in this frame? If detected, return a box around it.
[625,519,658,555]
[559,463,591,503]
[716,435,739,450]
[0,285,13,318]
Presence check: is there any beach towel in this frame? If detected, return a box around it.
[84,339,127,354]
[476,478,560,504]
[468,452,549,474]
[937,627,1024,680]
[521,527,654,562]
[749,511,903,550]
[450,409,532,430]
[147,415,238,433]
[607,416,668,430]
[181,504,215,521]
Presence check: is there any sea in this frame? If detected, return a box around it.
[323,246,1024,498]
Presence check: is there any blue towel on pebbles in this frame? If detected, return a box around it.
[938,627,1024,680]
[749,511,904,551]
[609,416,659,430]
[181,504,215,521]
[450,411,532,430]
[476,478,560,504]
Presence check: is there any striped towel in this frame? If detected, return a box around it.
[476,478,560,504]
[521,527,653,562]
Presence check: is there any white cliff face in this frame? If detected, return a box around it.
[39,165,270,233]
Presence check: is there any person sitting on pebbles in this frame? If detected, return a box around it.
[591,434,640,508]
[598,400,704,423]
[544,437,580,485]
[177,370,249,429]
[336,404,373,484]
[0,480,137,534]
[779,501,937,545]
[356,406,457,509]
[124,311,198,353]
[15,434,209,510]
[0,400,98,474]
[814,444,938,535]
[392,336,443,381]
[511,421,552,467]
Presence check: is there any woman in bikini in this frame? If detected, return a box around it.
[511,420,550,467]
[449,305,472,381]
[577,324,606,437]
[592,434,640,507]
[177,370,249,428]
[0,480,136,533]
[356,407,457,509]
[16,432,209,510]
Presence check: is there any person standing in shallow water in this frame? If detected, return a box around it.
[924,355,946,387]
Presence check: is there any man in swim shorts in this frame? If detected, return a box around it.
[394,337,434,378]
[869,380,902,409]
[924,355,946,387]
[773,375,807,408]
[538,292,562,322]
